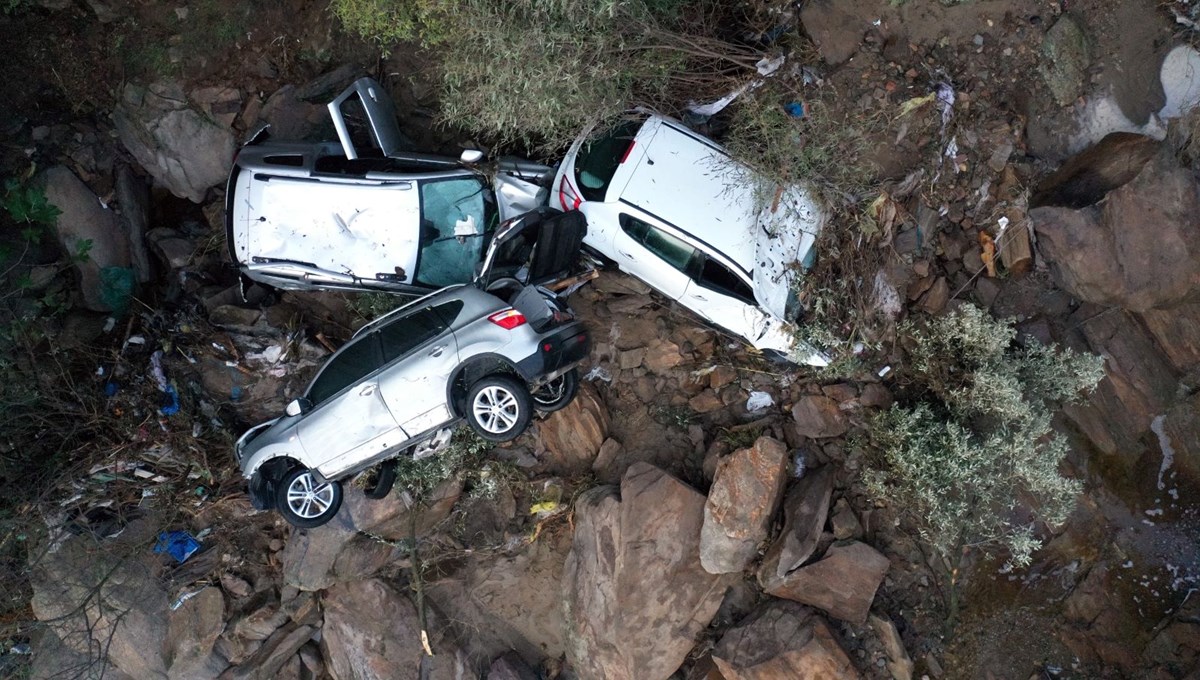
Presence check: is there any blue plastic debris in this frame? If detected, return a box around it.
[154,530,201,563]
[784,101,806,118]
[159,384,180,416]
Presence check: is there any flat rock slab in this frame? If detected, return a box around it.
[758,466,835,591]
[764,540,890,625]
[564,462,732,680]
[713,600,860,680]
[792,396,848,438]
[701,437,789,574]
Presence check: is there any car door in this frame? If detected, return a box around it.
[328,77,411,160]
[298,332,405,476]
[681,255,771,344]
[377,301,463,436]
[611,213,698,300]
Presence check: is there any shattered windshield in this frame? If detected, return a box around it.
[414,177,494,287]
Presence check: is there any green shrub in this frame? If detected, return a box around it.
[331,0,422,47]
[864,304,1104,626]
[391,428,492,501]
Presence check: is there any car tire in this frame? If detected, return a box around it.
[276,466,343,528]
[466,375,533,442]
[532,368,579,414]
[363,461,397,500]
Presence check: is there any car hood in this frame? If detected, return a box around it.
[476,207,586,288]
[753,184,825,320]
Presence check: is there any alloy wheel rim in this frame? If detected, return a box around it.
[286,471,335,519]
[473,385,520,433]
[533,375,566,405]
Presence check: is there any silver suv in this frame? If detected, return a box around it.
[224,77,552,296]
[234,208,590,527]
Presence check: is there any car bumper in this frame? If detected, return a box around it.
[516,323,590,383]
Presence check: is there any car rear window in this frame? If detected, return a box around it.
[415,178,493,287]
[379,307,446,362]
[574,119,641,202]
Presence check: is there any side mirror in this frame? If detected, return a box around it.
[459,149,485,164]
[285,398,311,417]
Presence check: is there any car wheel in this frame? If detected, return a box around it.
[363,460,397,500]
[276,466,343,528]
[466,375,533,442]
[531,368,579,414]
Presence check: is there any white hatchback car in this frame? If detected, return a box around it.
[551,114,828,366]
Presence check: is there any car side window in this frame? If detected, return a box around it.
[378,307,447,363]
[696,256,755,305]
[619,214,699,275]
[308,334,383,405]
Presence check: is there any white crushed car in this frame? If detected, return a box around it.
[551,114,829,366]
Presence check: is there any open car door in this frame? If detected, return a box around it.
[328,77,411,160]
[476,208,587,290]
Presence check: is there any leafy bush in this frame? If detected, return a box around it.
[391,428,492,501]
[331,0,422,47]
[864,304,1104,625]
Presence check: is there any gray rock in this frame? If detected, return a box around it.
[222,623,314,680]
[1031,133,1160,209]
[1033,149,1200,311]
[487,652,539,680]
[165,587,228,679]
[536,382,609,475]
[232,604,289,641]
[758,466,834,591]
[563,463,733,680]
[39,166,131,311]
[869,614,913,680]
[764,540,890,624]
[146,227,194,270]
[791,396,848,438]
[701,437,790,574]
[829,498,863,541]
[1039,15,1091,107]
[114,81,235,203]
[114,163,153,283]
[321,579,469,680]
[281,478,462,591]
[712,600,859,679]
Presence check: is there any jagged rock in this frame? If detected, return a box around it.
[322,579,470,680]
[791,396,848,438]
[1061,564,1140,671]
[487,652,539,680]
[799,0,864,66]
[220,573,253,599]
[1031,133,1160,209]
[30,627,139,680]
[221,623,314,680]
[712,600,859,679]
[709,365,738,389]
[592,437,624,483]
[859,383,893,410]
[701,437,790,574]
[758,466,834,591]
[1039,15,1091,107]
[563,463,733,680]
[166,587,228,679]
[869,614,914,680]
[233,604,290,641]
[643,339,684,373]
[190,86,242,128]
[764,541,889,625]
[282,478,462,591]
[1032,149,1200,311]
[1161,393,1200,487]
[298,642,324,678]
[39,165,131,311]
[146,227,195,270]
[618,347,646,369]
[830,498,863,541]
[537,382,609,474]
[918,277,949,314]
[114,80,236,202]
[689,389,726,414]
[1140,302,1200,373]
[114,163,153,283]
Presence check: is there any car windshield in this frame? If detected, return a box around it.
[574,119,641,202]
[415,177,494,287]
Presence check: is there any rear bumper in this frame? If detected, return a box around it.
[516,323,590,383]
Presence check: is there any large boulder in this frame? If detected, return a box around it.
[165,586,229,679]
[1032,149,1200,311]
[712,600,859,680]
[281,477,462,591]
[39,166,132,311]
[763,541,889,625]
[1030,133,1160,209]
[113,80,236,203]
[321,579,469,680]
[758,466,835,592]
[536,382,609,475]
[563,463,733,680]
[701,437,790,574]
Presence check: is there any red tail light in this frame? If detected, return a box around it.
[619,140,636,164]
[558,176,582,211]
[488,309,527,330]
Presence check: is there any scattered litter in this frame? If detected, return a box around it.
[529,500,560,516]
[686,55,786,118]
[9,643,30,655]
[1145,508,1164,517]
[103,317,116,333]
[127,335,146,346]
[997,216,1010,233]
[584,366,612,383]
[746,391,774,412]
[791,449,807,478]
[154,530,201,563]
[170,586,207,611]
[935,82,956,131]
[195,527,213,540]
[898,92,936,117]
[1150,415,1175,490]
[783,102,806,118]
[246,344,284,364]
[852,342,865,354]
[1123,561,1134,568]
[878,365,892,378]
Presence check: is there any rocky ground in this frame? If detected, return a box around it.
[2,0,1200,679]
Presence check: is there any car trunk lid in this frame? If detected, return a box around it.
[753,184,825,320]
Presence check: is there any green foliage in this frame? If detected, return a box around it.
[331,0,422,46]
[2,178,61,233]
[865,304,1103,579]
[392,428,492,501]
[345,292,406,324]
